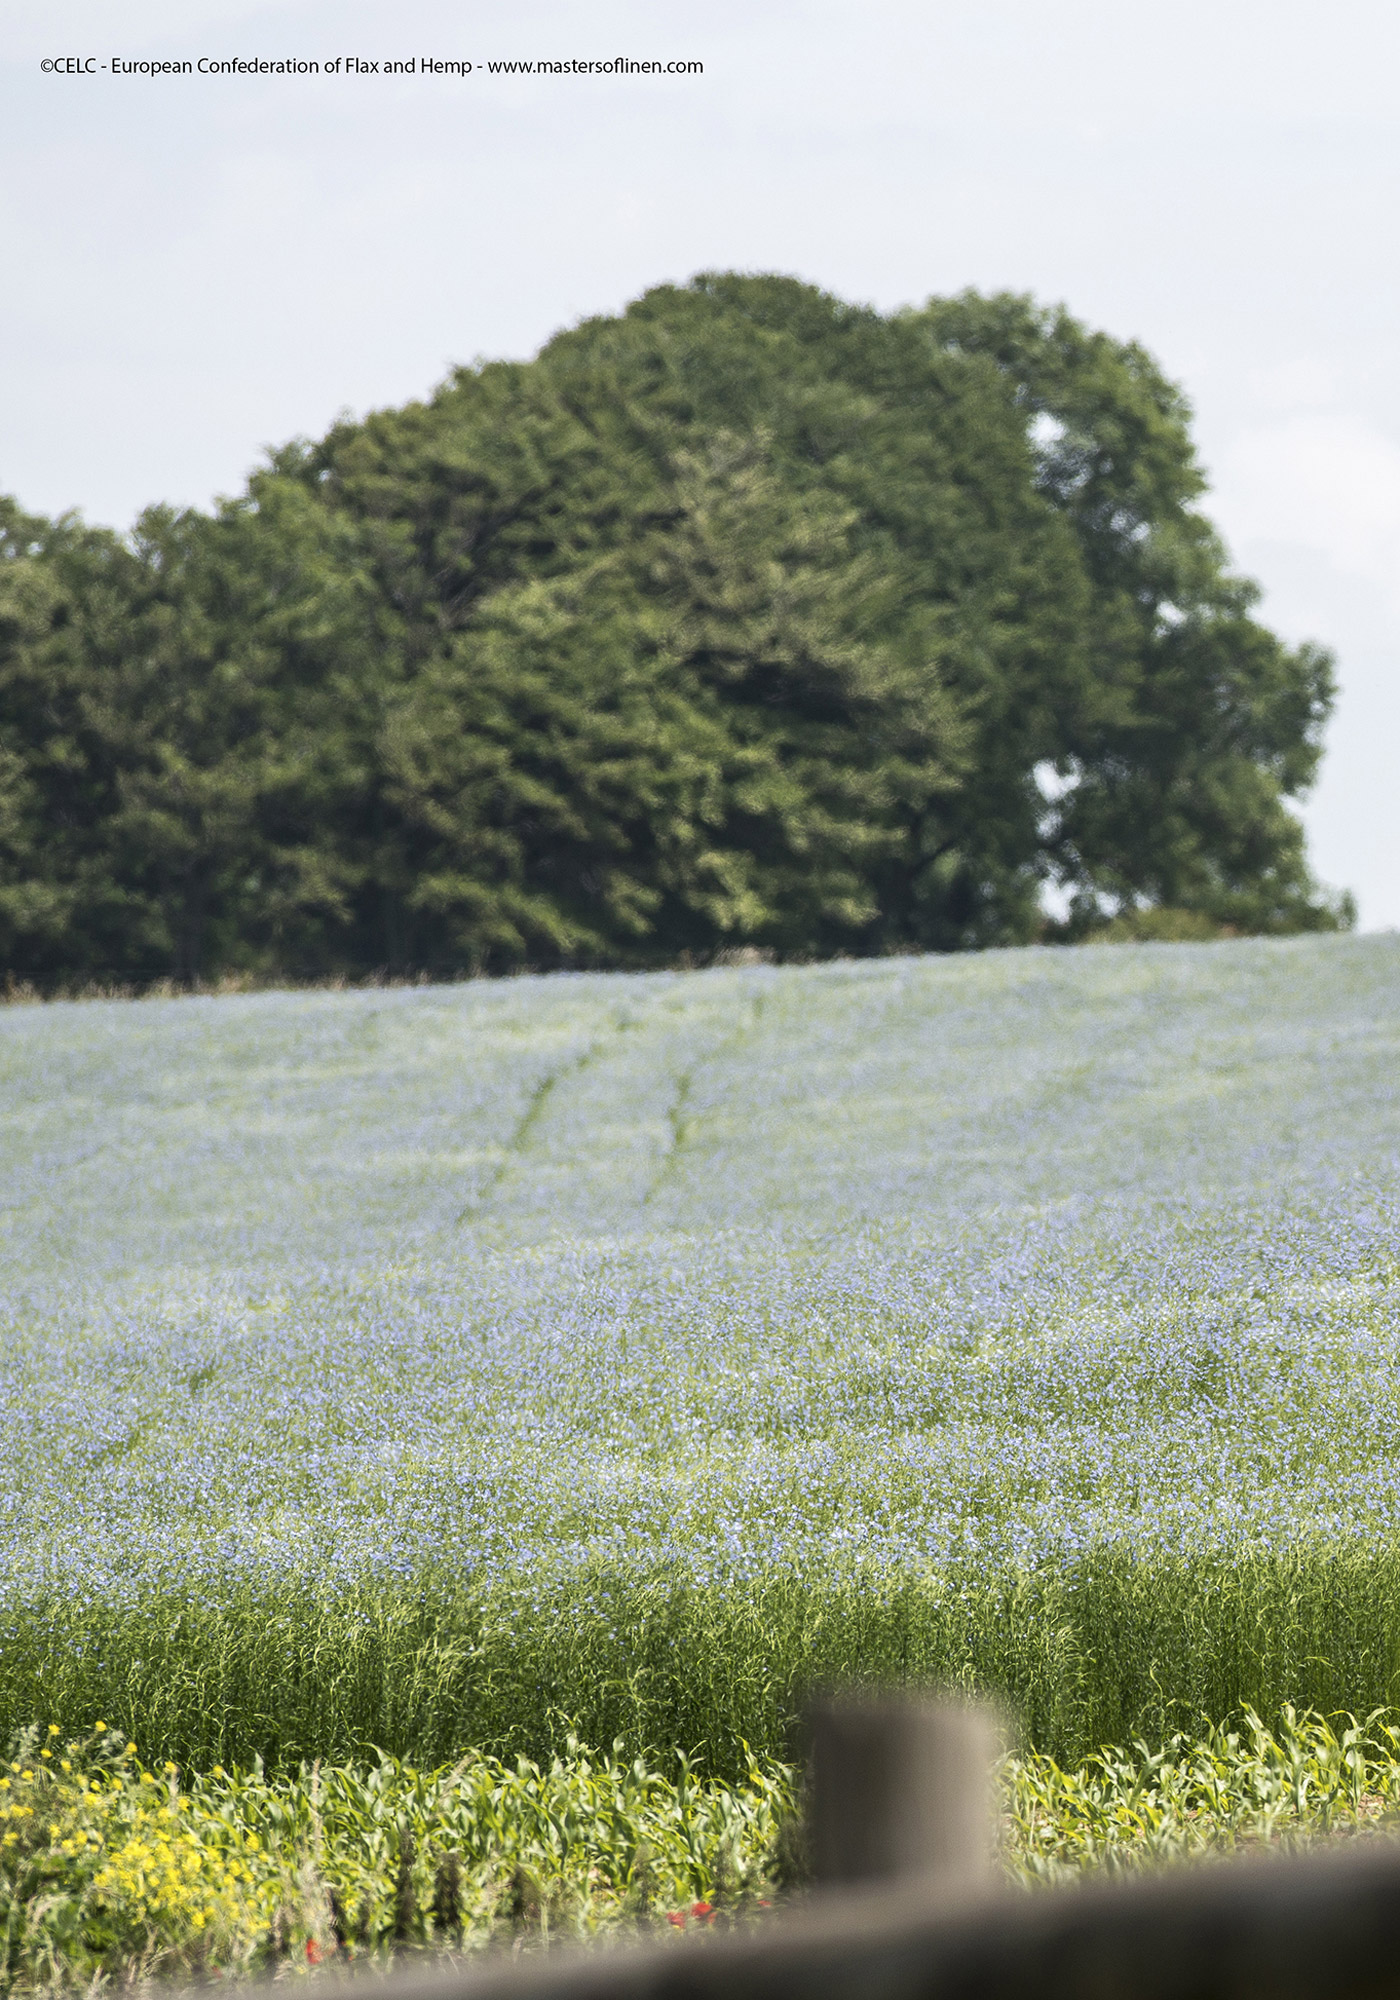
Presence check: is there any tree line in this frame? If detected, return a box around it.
[0,274,1350,990]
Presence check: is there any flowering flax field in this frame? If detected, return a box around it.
[3,933,1400,1776]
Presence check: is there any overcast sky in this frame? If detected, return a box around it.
[4,0,1397,926]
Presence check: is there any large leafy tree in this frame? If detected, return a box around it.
[0,274,1348,989]
[912,291,1345,933]
[374,432,968,972]
[0,484,387,987]
[304,273,1093,961]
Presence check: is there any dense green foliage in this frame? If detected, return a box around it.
[0,276,1346,987]
[13,1555,1400,1786]
[0,1721,792,1990]
[5,1707,1399,1992]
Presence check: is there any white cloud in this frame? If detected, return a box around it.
[1216,416,1400,608]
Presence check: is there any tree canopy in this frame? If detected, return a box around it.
[0,275,1350,989]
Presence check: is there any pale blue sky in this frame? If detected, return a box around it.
[4,0,1397,924]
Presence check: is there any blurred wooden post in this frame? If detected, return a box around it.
[807,1695,996,1892]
